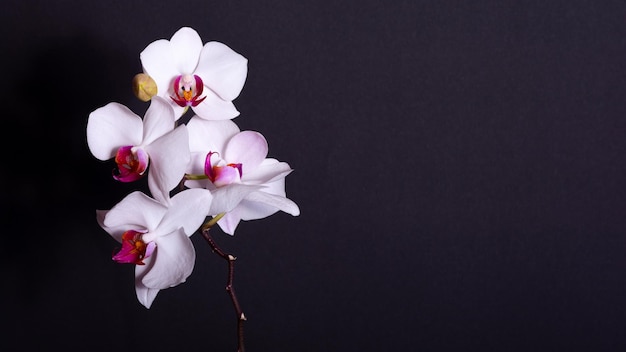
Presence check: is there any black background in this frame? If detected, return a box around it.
[3,1,626,351]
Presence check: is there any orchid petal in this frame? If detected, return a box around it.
[208,184,262,215]
[113,146,149,182]
[190,89,240,120]
[243,189,301,217]
[145,126,190,204]
[170,27,203,75]
[135,257,160,309]
[224,131,268,173]
[160,188,213,236]
[235,199,278,222]
[168,104,188,121]
[213,188,300,235]
[187,117,240,153]
[141,228,196,290]
[217,209,242,235]
[96,209,108,229]
[224,178,299,229]
[242,158,293,184]
[212,164,241,187]
[186,151,209,176]
[102,191,167,231]
[140,39,179,98]
[257,176,287,196]
[135,283,160,309]
[195,41,248,101]
[98,209,147,244]
[142,96,176,146]
[97,209,125,243]
[87,103,143,160]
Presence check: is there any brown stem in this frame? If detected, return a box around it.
[201,226,247,352]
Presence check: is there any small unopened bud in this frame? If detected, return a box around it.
[132,73,158,102]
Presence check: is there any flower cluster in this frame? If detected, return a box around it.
[87,27,299,309]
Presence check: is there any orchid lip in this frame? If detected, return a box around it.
[204,151,243,187]
[170,74,207,107]
[113,145,149,182]
[112,230,155,265]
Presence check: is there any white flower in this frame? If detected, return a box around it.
[185,117,300,235]
[86,96,190,204]
[97,188,212,308]
[140,27,248,121]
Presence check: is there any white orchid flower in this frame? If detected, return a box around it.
[140,27,248,121]
[97,188,212,308]
[185,117,300,235]
[86,96,190,204]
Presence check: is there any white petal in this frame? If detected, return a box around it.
[169,103,188,121]
[86,103,143,160]
[142,96,176,146]
[229,179,299,222]
[146,126,190,204]
[141,228,196,289]
[258,176,287,196]
[234,198,279,221]
[103,191,167,231]
[97,209,127,242]
[243,190,300,217]
[140,39,179,98]
[96,209,108,230]
[161,188,213,236]
[242,158,293,184]
[170,27,203,74]
[134,260,160,308]
[195,41,248,101]
[224,131,268,172]
[186,151,208,175]
[187,117,240,153]
[213,185,299,235]
[217,209,242,235]
[209,184,262,215]
[135,283,160,309]
[191,88,240,120]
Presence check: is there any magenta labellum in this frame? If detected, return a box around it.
[205,151,243,187]
[112,230,155,265]
[113,146,149,182]
[170,74,207,107]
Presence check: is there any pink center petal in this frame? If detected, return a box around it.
[204,151,242,187]
[112,230,154,265]
[170,74,206,107]
[212,165,241,187]
[113,146,149,182]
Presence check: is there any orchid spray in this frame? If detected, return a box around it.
[87,27,300,351]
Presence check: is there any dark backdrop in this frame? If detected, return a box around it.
[3,1,626,351]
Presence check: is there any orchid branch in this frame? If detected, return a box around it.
[91,26,299,352]
[201,213,247,352]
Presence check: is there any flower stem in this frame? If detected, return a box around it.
[201,214,246,352]
[185,173,209,180]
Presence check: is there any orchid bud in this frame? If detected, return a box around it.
[132,73,158,101]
